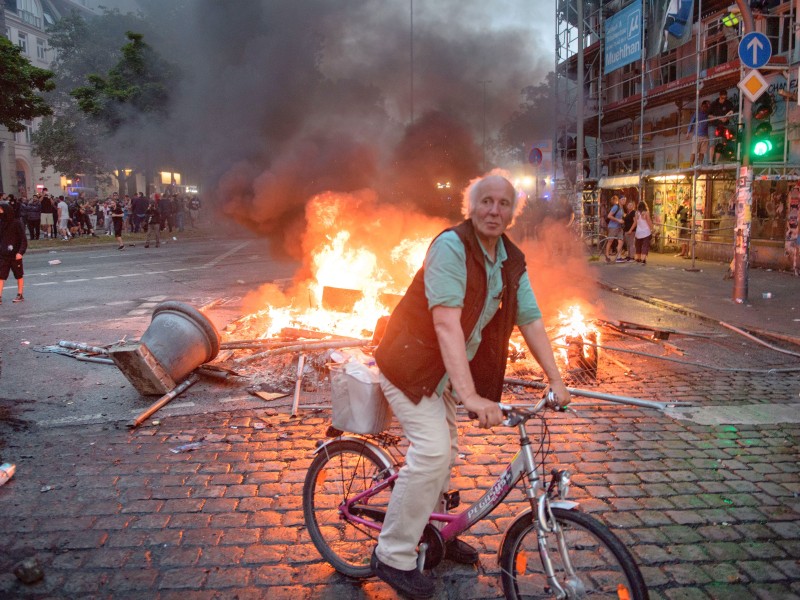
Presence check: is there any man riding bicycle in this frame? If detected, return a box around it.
[373,170,571,598]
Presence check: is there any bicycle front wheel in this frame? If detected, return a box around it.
[302,440,395,578]
[500,508,648,600]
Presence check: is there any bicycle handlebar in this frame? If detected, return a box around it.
[467,391,564,426]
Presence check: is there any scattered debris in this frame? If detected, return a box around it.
[170,442,203,454]
[48,259,61,265]
[0,463,16,486]
[13,557,44,584]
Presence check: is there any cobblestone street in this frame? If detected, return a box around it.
[1,254,798,599]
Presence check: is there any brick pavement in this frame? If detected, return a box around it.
[1,251,799,598]
[1,392,798,598]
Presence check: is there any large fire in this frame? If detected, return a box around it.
[244,190,448,339]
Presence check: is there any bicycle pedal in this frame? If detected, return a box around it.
[443,489,460,510]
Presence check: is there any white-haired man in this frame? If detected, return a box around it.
[372,170,570,598]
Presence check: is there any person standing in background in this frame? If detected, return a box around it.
[0,202,27,303]
[634,201,654,265]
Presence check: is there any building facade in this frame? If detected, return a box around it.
[556,0,800,270]
[1,0,96,198]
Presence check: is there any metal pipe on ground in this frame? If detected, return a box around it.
[128,374,200,429]
[503,378,691,410]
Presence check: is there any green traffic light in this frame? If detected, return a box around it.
[753,139,773,156]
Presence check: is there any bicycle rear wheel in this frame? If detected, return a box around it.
[302,440,395,578]
[500,508,648,599]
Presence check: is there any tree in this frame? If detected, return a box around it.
[33,10,152,182]
[495,73,557,164]
[0,36,55,132]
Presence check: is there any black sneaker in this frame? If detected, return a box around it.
[371,549,435,599]
[12,294,24,303]
[444,537,480,564]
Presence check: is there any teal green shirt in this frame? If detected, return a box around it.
[423,231,541,394]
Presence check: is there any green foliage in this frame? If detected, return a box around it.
[0,37,55,132]
[31,108,102,178]
[71,31,175,133]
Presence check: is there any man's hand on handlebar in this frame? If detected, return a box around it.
[548,381,572,410]
[461,394,504,428]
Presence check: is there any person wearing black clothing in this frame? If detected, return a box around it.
[622,198,637,261]
[0,202,28,303]
[39,195,54,238]
[708,90,735,163]
[144,201,162,248]
[111,200,125,250]
[132,193,149,233]
[159,195,174,233]
[23,198,41,240]
[676,199,691,257]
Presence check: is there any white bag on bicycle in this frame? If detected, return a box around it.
[329,362,393,435]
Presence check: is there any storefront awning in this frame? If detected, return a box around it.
[597,174,640,189]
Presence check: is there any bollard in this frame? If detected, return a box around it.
[109,301,220,395]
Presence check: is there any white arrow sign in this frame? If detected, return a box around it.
[746,36,764,65]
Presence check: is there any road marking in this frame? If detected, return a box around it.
[94,276,117,280]
[129,401,195,412]
[127,309,149,315]
[66,305,98,312]
[169,268,190,272]
[106,300,135,305]
[120,273,142,277]
[219,395,251,403]
[64,278,90,283]
[204,241,251,268]
[37,413,109,426]
[32,281,58,286]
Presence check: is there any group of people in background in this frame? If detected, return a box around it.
[604,194,654,265]
[0,190,202,247]
[0,189,202,301]
[685,89,737,166]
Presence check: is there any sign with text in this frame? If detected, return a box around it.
[604,0,642,74]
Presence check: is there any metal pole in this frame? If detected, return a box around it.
[410,0,414,126]
[575,0,585,220]
[503,378,690,410]
[733,0,755,303]
[687,0,703,271]
[480,80,491,172]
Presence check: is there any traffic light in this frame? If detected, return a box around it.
[751,122,782,161]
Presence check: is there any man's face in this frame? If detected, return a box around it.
[471,176,515,244]
[719,93,727,103]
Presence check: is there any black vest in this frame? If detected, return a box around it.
[375,220,527,403]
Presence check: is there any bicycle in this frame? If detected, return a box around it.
[302,393,649,599]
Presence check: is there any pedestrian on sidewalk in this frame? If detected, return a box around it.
[622,198,636,261]
[0,202,27,303]
[605,195,624,263]
[634,200,654,265]
[676,198,691,257]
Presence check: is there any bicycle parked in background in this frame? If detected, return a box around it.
[302,393,648,599]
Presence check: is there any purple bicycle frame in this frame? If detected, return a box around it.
[340,447,531,542]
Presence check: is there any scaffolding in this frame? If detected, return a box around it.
[555,0,800,268]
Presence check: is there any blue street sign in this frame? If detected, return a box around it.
[738,32,771,69]
[604,0,642,74]
[528,147,543,166]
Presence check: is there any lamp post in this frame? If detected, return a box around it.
[480,80,491,172]
[732,0,755,303]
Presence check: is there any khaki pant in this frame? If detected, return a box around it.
[375,374,458,571]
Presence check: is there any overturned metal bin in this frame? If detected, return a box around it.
[109,301,221,395]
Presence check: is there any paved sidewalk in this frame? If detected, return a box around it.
[589,253,800,340]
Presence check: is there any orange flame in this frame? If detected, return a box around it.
[244,190,447,339]
[554,304,600,362]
